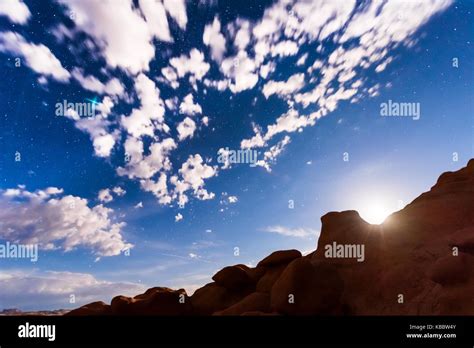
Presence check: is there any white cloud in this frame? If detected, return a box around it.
[161,67,179,89]
[228,196,238,203]
[58,0,157,74]
[134,202,143,209]
[217,148,232,170]
[240,124,265,149]
[296,53,308,66]
[0,187,132,257]
[140,173,172,205]
[234,20,251,50]
[117,137,177,180]
[220,51,259,93]
[170,154,217,207]
[179,154,216,194]
[202,78,228,91]
[241,111,323,153]
[0,32,70,82]
[175,213,183,222]
[92,133,116,158]
[179,94,202,116]
[339,0,452,48]
[202,116,209,126]
[203,16,226,62]
[121,73,166,138]
[165,97,179,111]
[163,0,187,30]
[57,0,187,74]
[112,187,126,196]
[139,0,173,42]
[263,73,305,98]
[265,109,315,141]
[259,62,275,79]
[177,117,197,141]
[263,225,318,238]
[271,40,298,57]
[255,135,291,172]
[71,68,125,97]
[98,189,113,203]
[0,0,31,24]
[63,100,119,158]
[0,270,145,311]
[169,49,210,80]
[98,187,125,203]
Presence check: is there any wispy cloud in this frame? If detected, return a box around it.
[0,270,145,311]
[262,225,319,239]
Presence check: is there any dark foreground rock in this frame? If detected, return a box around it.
[67,160,474,316]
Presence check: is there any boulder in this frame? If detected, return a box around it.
[190,283,251,315]
[110,288,191,315]
[256,264,287,293]
[212,265,254,289]
[428,253,471,286]
[271,258,343,315]
[66,301,111,316]
[214,292,270,315]
[257,249,301,267]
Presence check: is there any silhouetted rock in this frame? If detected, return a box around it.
[256,264,287,293]
[212,265,254,289]
[428,253,472,285]
[66,301,110,316]
[110,288,191,315]
[214,292,270,315]
[190,283,251,315]
[271,258,343,315]
[257,249,302,267]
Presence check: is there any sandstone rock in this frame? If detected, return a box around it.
[111,295,133,314]
[449,227,474,255]
[256,264,287,293]
[190,283,250,315]
[257,249,301,267]
[212,265,254,289]
[110,288,191,315]
[214,292,270,316]
[245,266,266,283]
[271,258,343,315]
[428,253,472,286]
[66,301,111,316]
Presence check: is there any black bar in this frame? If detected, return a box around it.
[0,316,473,346]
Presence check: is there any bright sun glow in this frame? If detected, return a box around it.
[359,203,393,225]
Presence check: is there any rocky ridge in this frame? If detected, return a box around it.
[67,160,474,316]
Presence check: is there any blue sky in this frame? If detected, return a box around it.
[0,0,472,310]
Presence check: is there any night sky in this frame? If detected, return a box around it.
[0,0,472,310]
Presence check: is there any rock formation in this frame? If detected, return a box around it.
[67,160,474,316]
